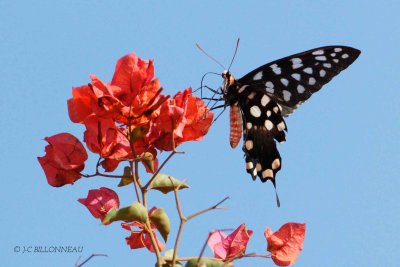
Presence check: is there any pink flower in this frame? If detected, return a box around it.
[265,223,306,266]
[208,224,253,260]
[78,187,120,224]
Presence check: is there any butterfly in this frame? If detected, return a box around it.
[207,45,360,205]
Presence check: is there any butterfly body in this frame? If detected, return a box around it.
[219,46,360,187]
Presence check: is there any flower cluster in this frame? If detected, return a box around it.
[38,53,213,186]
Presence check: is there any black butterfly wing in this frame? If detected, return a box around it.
[237,90,287,182]
[237,46,361,116]
[231,45,360,197]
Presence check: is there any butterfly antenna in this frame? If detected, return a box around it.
[196,43,226,70]
[227,38,240,71]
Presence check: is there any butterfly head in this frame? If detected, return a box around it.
[222,70,235,93]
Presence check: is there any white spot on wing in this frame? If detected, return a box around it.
[238,85,248,93]
[252,168,257,177]
[309,77,316,85]
[320,69,326,77]
[297,84,305,93]
[265,82,274,94]
[261,95,270,106]
[253,71,263,80]
[245,140,253,150]
[270,64,281,75]
[323,63,332,68]
[334,48,342,52]
[273,106,279,113]
[277,121,285,131]
[248,92,256,99]
[303,67,313,74]
[246,162,253,170]
[262,169,274,179]
[290,58,302,64]
[292,63,303,69]
[330,53,336,57]
[274,68,282,75]
[333,59,339,63]
[265,81,274,88]
[342,54,349,59]
[312,50,324,55]
[315,56,327,61]
[265,120,273,131]
[250,106,261,117]
[291,73,301,81]
[256,163,262,172]
[282,90,291,102]
[272,158,281,170]
[266,110,271,117]
[246,122,252,129]
[280,78,289,86]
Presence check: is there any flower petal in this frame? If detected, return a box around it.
[265,223,306,266]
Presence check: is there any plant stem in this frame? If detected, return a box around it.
[82,173,122,178]
[186,197,229,221]
[241,253,271,259]
[144,222,163,267]
[130,161,142,203]
[171,180,187,266]
[75,253,108,267]
[196,232,212,266]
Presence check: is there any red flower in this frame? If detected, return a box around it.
[122,208,165,253]
[83,116,131,171]
[78,187,120,224]
[67,84,95,123]
[111,53,168,124]
[208,224,253,260]
[37,133,88,187]
[68,53,168,126]
[264,223,306,266]
[149,88,213,151]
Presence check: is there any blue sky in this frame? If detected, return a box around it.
[1,1,399,266]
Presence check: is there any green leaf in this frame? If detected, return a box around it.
[185,259,227,267]
[149,174,189,194]
[102,202,148,224]
[141,152,155,173]
[118,166,133,187]
[102,208,118,225]
[150,208,170,242]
